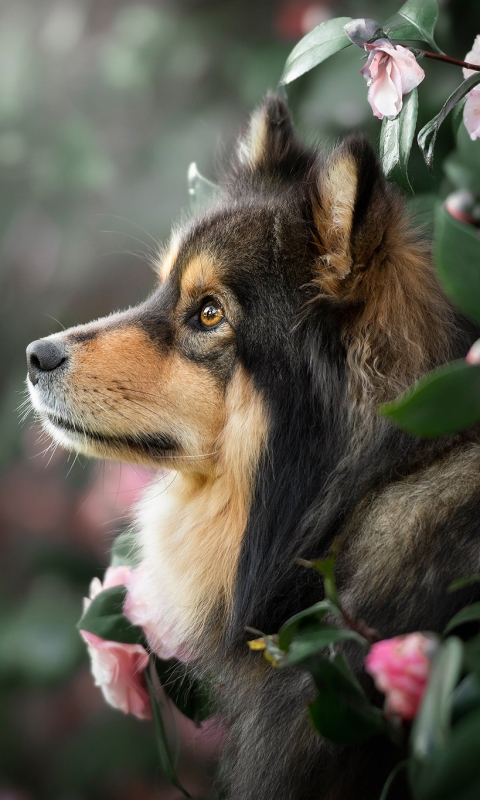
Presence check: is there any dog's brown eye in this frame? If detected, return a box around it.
[199,302,224,328]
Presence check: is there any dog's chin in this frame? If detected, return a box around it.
[38,412,179,466]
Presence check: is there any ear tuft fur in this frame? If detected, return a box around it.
[234,93,312,183]
[311,136,390,297]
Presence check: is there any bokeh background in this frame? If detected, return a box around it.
[1,0,479,797]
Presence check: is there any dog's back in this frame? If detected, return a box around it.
[27,95,480,799]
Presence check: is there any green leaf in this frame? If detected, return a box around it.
[410,637,462,770]
[284,627,367,667]
[146,672,191,797]
[187,162,218,214]
[413,709,480,800]
[78,586,146,646]
[110,528,140,568]
[154,657,213,724]
[279,17,352,86]
[464,634,480,682]
[434,201,480,325]
[452,674,480,724]
[380,87,418,192]
[444,603,480,636]
[449,574,480,593]
[307,655,386,744]
[386,0,441,53]
[379,761,408,800]
[379,360,480,437]
[312,556,339,606]
[278,600,338,651]
[418,73,480,174]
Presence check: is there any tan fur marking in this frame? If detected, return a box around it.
[136,367,269,652]
[238,106,269,167]
[63,326,224,465]
[180,254,222,300]
[341,217,453,405]
[313,153,357,284]
[157,233,180,283]
[312,152,453,406]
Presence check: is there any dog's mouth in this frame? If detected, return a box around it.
[45,412,178,458]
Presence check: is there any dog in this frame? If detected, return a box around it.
[26,94,480,799]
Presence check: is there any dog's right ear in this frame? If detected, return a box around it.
[233,93,312,184]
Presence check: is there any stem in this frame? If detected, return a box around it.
[421,50,480,72]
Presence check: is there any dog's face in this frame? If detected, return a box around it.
[26,95,448,481]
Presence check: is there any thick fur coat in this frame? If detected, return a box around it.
[27,95,480,799]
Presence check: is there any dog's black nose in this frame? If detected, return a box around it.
[26,339,67,385]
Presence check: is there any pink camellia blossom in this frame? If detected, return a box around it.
[83,564,132,615]
[466,338,480,365]
[124,566,194,663]
[463,35,480,140]
[360,39,425,120]
[80,563,152,719]
[365,633,438,720]
[80,630,152,719]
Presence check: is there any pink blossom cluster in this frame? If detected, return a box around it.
[365,632,438,720]
[79,564,190,720]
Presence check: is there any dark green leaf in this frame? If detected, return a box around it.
[188,162,218,214]
[154,657,213,724]
[110,528,140,568]
[278,600,338,651]
[307,655,385,744]
[146,672,191,797]
[312,556,339,606]
[452,98,467,141]
[410,637,462,769]
[444,603,480,636]
[379,360,480,437]
[386,0,441,53]
[280,17,352,86]
[434,201,480,325]
[413,709,480,800]
[418,73,480,174]
[465,634,480,682]
[78,586,146,646]
[284,627,366,667]
[343,19,382,47]
[379,761,408,800]
[380,87,418,192]
[449,574,480,593]
[452,674,480,724]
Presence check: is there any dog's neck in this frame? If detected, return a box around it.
[135,367,267,654]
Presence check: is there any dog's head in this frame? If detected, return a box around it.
[26,95,451,481]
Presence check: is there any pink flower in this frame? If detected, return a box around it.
[467,338,480,365]
[365,633,438,720]
[463,36,480,140]
[360,39,425,120]
[124,566,194,663]
[80,630,152,719]
[83,564,132,614]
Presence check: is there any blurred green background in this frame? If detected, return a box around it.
[1,0,479,797]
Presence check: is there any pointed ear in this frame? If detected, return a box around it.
[234,93,311,181]
[311,136,394,299]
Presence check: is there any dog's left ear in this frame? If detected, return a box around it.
[234,93,311,182]
[310,136,394,300]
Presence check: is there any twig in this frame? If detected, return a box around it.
[421,50,480,72]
